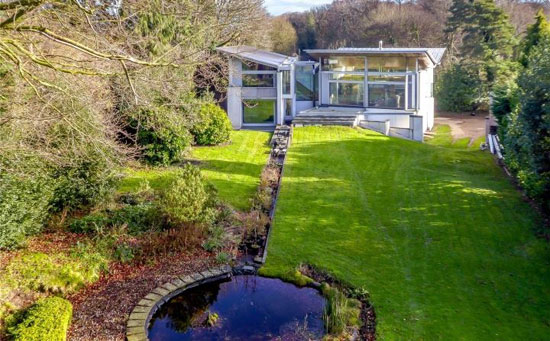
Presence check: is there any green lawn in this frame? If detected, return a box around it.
[262,126,550,339]
[191,130,271,210]
[119,130,271,211]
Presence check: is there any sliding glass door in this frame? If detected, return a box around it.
[329,82,364,106]
[323,56,365,107]
[320,55,418,110]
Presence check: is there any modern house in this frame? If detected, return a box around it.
[217,44,445,141]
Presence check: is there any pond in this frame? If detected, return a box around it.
[148,275,326,340]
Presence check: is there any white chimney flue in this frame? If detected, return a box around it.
[379,41,383,50]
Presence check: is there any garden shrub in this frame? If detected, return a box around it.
[502,39,550,212]
[129,105,192,166]
[50,154,119,212]
[111,203,160,235]
[69,203,159,235]
[215,252,231,264]
[191,103,232,146]
[0,157,54,250]
[157,164,213,224]
[68,213,110,234]
[113,242,136,263]
[6,297,72,341]
[202,224,227,252]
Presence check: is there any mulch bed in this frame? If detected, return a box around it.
[67,249,216,341]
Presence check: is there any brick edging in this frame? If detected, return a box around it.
[126,265,232,341]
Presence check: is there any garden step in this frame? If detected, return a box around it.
[293,121,355,127]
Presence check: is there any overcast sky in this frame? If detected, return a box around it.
[265,0,333,15]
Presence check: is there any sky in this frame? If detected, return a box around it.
[265,0,333,15]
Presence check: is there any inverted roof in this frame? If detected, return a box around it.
[216,46,296,68]
[305,47,446,65]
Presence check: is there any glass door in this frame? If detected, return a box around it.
[329,82,364,106]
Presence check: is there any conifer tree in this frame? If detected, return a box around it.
[519,9,550,67]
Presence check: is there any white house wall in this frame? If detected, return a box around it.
[418,67,434,131]
[320,72,330,105]
[227,58,243,129]
[227,87,242,129]
[366,114,410,129]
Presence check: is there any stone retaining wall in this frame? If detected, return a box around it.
[126,265,232,341]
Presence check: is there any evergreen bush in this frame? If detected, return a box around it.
[0,157,53,250]
[191,103,232,146]
[129,105,191,166]
[157,164,213,224]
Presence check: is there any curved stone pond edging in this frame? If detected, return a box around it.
[125,265,232,341]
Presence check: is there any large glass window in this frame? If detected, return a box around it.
[242,62,276,71]
[368,84,405,109]
[330,83,364,106]
[242,74,274,87]
[322,57,365,72]
[368,57,408,73]
[282,70,291,95]
[295,65,315,101]
[242,100,275,124]
[330,73,364,81]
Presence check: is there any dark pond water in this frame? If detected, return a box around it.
[148,275,326,340]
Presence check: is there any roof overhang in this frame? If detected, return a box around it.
[216,46,296,70]
[304,48,446,67]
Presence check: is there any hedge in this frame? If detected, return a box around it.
[7,297,73,341]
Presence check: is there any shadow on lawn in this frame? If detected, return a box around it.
[278,130,541,253]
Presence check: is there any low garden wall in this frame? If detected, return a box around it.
[126,265,232,341]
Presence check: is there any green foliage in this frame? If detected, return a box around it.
[68,213,110,234]
[111,203,159,234]
[113,243,136,263]
[435,64,486,112]
[4,250,108,295]
[215,252,231,264]
[519,9,550,67]
[202,224,226,252]
[158,164,213,224]
[321,284,361,335]
[258,267,313,287]
[6,297,72,341]
[191,103,232,146]
[443,0,519,110]
[0,157,54,250]
[130,104,192,166]
[501,38,550,211]
[69,203,159,235]
[446,0,517,61]
[492,80,519,120]
[50,154,119,212]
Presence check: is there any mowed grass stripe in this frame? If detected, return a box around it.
[262,126,550,339]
